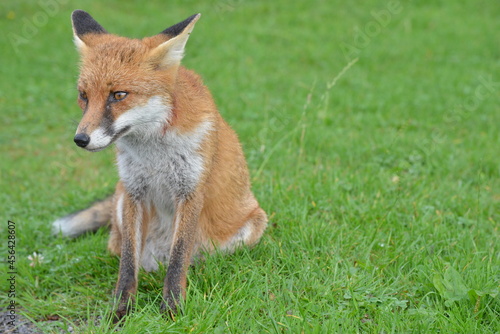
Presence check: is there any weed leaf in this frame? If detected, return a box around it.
[433,265,469,306]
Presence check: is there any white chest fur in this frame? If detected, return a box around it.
[116,123,210,205]
[114,95,211,204]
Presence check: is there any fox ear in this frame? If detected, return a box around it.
[147,14,201,69]
[71,10,107,51]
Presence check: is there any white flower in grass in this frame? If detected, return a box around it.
[28,252,44,267]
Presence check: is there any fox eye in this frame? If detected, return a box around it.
[79,91,88,101]
[113,91,128,101]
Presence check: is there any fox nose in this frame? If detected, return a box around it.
[74,133,90,147]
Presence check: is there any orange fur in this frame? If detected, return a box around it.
[63,10,268,318]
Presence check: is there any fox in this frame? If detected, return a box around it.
[52,10,268,318]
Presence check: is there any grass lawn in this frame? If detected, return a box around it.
[1,0,499,332]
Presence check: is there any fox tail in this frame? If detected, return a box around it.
[52,196,113,238]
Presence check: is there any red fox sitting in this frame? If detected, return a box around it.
[52,10,268,318]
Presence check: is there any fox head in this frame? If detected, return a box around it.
[70,10,200,151]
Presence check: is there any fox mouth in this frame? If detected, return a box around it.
[86,146,109,152]
[78,126,131,152]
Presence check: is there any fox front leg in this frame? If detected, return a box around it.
[113,195,144,320]
[160,194,203,315]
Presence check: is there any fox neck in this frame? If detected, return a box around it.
[115,115,212,206]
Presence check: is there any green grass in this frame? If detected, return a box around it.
[1,0,499,332]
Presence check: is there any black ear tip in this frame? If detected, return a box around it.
[72,9,89,21]
[188,13,201,23]
[71,9,107,35]
[160,13,201,37]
